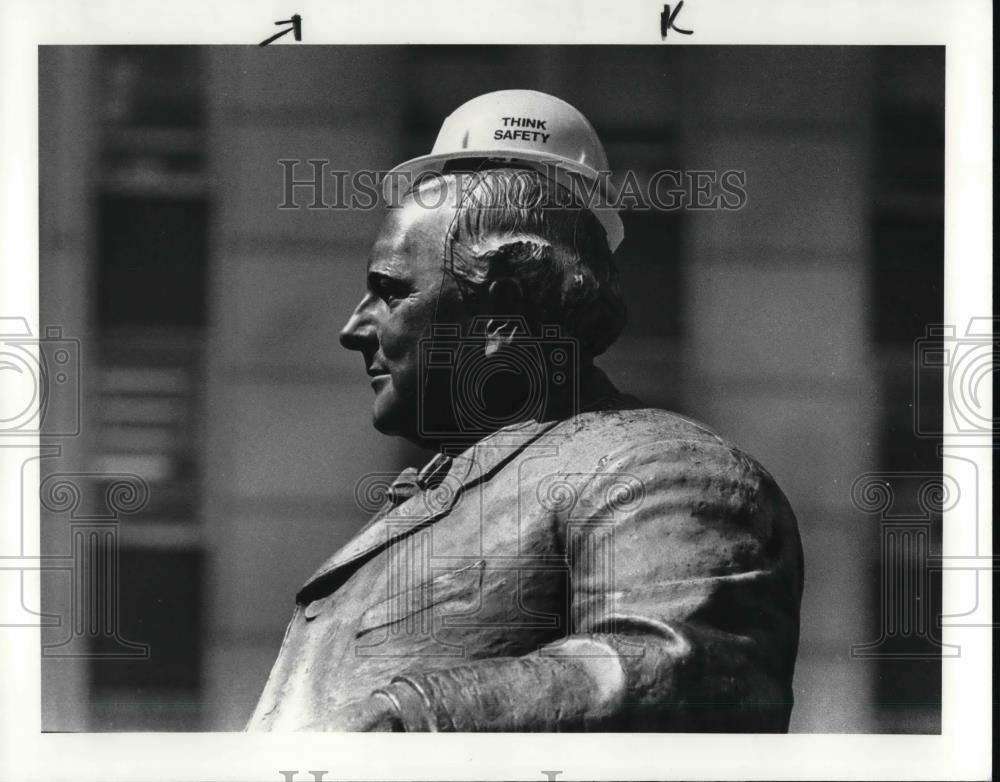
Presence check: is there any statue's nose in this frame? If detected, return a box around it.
[339,300,374,351]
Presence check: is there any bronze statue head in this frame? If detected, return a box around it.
[339,167,627,450]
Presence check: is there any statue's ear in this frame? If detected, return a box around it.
[474,236,551,356]
[484,278,524,357]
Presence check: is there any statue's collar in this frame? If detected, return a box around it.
[295,416,561,605]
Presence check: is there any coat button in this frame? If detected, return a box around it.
[304,598,326,620]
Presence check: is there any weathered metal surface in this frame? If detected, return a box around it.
[247,370,804,732]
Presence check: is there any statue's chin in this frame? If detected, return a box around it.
[371,409,402,436]
[370,394,418,440]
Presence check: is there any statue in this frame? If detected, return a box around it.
[247,90,803,732]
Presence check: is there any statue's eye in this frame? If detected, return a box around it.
[368,273,408,305]
[381,284,405,304]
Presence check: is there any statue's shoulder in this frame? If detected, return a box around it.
[545,405,781,490]
[535,406,798,539]
[552,405,729,451]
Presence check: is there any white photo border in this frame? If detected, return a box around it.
[0,0,991,780]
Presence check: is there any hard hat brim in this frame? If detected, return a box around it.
[382,150,625,252]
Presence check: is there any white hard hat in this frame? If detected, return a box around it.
[384,89,624,252]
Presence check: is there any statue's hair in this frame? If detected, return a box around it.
[411,167,627,358]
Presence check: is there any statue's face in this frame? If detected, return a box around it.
[339,195,467,442]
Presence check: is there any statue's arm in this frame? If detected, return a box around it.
[372,439,804,731]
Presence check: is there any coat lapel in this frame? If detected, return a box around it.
[296,418,563,604]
